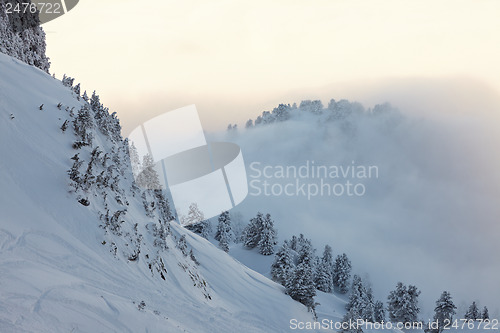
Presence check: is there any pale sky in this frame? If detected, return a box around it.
[44,0,500,132]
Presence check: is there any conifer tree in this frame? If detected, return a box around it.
[215,211,232,253]
[82,91,89,102]
[73,83,81,96]
[482,306,489,320]
[243,212,264,248]
[176,235,188,256]
[183,203,211,239]
[68,154,83,190]
[258,213,277,255]
[315,245,334,293]
[290,235,298,251]
[464,302,480,320]
[286,237,317,314]
[73,105,93,145]
[430,291,457,333]
[285,261,316,314]
[374,300,385,323]
[362,286,375,322]
[341,306,364,333]
[346,275,367,315]
[215,211,231,241]
[271,240,294,285]
[333,253,352,294]
[387,282,421,323]
[136,154,160,189]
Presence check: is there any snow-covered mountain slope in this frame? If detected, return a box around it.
[0,53,317,332]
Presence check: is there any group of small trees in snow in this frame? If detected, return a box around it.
[243,212,278,255]
[183,203,211,239]
[0,1,51,73]
[237,98,396,131]
[62,78,183,272]
[464,301,490,320]
[338,279,421,331]
[270,234,353,318]
[342,275,385,330]
[184,210,278,255]
[426,293,491,333]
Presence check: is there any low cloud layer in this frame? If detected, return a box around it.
[210,80,500,318]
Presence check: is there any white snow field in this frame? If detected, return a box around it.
[0,53,317,333]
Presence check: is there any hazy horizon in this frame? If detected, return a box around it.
[43,0,500,132]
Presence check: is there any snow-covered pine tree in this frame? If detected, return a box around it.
[362,286,375,322]
[290,235,298,251]
[254,115,263,126]
[387,282,421,323]
[127,141,142,177]
[90,91,111,137]
[464,302,480,320]
[215,211,231,241]
[153,189,174,226]
[185,220,211,238]
[136,154,160,190]
[405,285,421,322]
[387,282,405,322]
[68,154,83,190]
[62,74,74,88]
[296,233,306,253]
[82,91,89,102]
[218,230,230,252]
[73,83,81,97]
[183,203,211,238]
[215,211,232,253]
[346,275,367,315]
[299,100,323,114]
[286,237,317,315]
[482,306,489,320]
[176,235,188,256]
[73,105,94,147]
[258,213,277,255]
[261,111,275,124]
[245,119,253,128]
[297,238,315,267]
[0,0,50,73]
[315,245,334,293]
[243,212,264,248]
[271,240,294,286]
[272,103,291,121]
[430,291,457,333]
[285,261,317,315]
[374,300,385,323]
[333,253,352,294]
